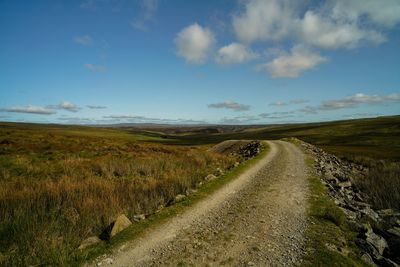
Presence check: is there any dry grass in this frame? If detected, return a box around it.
[0,124,237,266]
[353,160,400,210]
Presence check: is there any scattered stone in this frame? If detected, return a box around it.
[186,189,197,196]
[361,207,380,222]
[104,257,114,264]
[205,174,217,181]
[110,214,132,238]
[175,194,186,203]
[208,140,261,159]
[363,224,388,256]
[78,236,102,250]
[156,204,164,213]
[133,214,146,222]
[299,139,400,265]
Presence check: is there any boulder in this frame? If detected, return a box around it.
[356,238,382,260]
[364,224,388,256]
[361,207,380,222]
[78,236,101,250]
[110,214,132,237]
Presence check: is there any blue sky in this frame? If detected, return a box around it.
[1,0,400,125]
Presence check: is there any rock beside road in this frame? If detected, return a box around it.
[110,214,132,237]
[79,236,102,250]
[100,214,133,240]
[299,139,400,266]
[208,140,262,158]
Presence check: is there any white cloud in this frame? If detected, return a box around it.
[58,117,94,124]
[300,10,385,49]
[58,101,79,112]
[342,113,381,119]
[233,0,297,44]
[74,35,93,46]
[80,0,96,10]
[103,115,207,124]
[259,111,295,119]
[290,99,308,104]
[232,0,398,50]
[331,0,400,28]
[321,93,400,110]
[0,105,56,115]
[84,63,107,72]
[131,0,159,31]
[47,101,80,112]
[220,115,260,124]
[258,45,327,78]
[208,101,250,111]
[300,106,318,114]
[216,43,258,65]
[301,92,400,113]
[87,105,107,109]
[175,23,215,64]
[269,101,287,107]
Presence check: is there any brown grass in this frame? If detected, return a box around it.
[352,160,400,210]
[0,124,237,266]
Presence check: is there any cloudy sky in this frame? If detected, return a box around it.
[1,0,400,125]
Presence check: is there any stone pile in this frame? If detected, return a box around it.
[237,141,262,158]
[301,141,400,266]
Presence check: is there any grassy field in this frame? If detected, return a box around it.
[133,116,400,210]
[134,116,400,210]
[132,115,400,160]
[0,115,399,265]
[0,122,238,266]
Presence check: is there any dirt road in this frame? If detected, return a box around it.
[94,141,309,266]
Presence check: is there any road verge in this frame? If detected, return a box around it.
[78,142,270,266]
[287,138,369,266]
